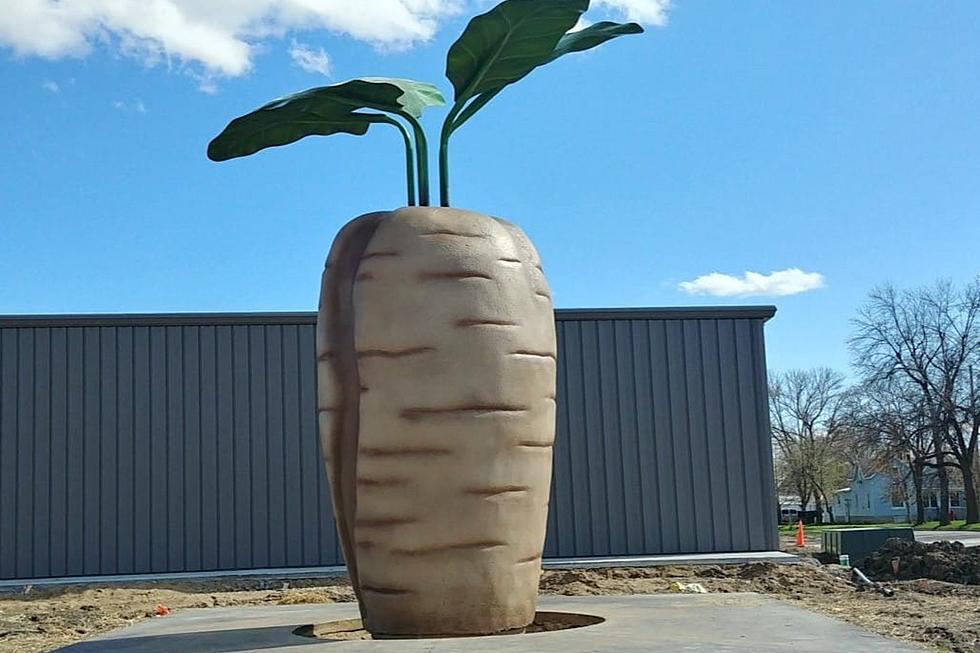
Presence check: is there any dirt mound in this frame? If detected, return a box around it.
[863,538,980,585]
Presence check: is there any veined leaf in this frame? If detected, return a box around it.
[207,110,387,162]
[449,19,643,132]
[351,78,446,117]
[546,20,644,63]
[207,77,444,162]
[446,0,588,102]
[276,78,445,119]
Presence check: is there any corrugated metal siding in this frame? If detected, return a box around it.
[0,309,777,580]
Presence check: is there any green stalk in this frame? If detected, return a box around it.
[438,92,500,207]
[439,102,464,208]
[398,113,431,206]
[384,117,416,206]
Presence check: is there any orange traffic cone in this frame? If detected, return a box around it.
[795,520,806,547]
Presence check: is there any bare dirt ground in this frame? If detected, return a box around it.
[3,562,980,653]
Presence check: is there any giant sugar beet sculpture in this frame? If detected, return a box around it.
[208,0,642,637]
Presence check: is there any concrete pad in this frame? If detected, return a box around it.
[56,594,924,652]
[916,530,980,548]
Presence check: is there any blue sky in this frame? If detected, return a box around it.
[2,1,979,375]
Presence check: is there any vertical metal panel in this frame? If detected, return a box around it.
[215,326,235,570]
[613,321,644,554]
[166,327,185,572]
[630,320,661,553]
[264,326,287,568]
[183,327,202,571]
[49,328,68,577]
[116,328,134,574]
[131,327,151,574]
[198,326,219,570]
[561,321,595,557]
[649,320,680,553]
[683,320,713,553]
[33,329,51,578]
[15,328,35,579]
[248,326,269,569]
[280,325,304,567]
[65,328,85,575]
[0,308,777,580]
[1,329,18,578]
[98,327,117,574]
[700,320,733,552]
[596,321,626,554]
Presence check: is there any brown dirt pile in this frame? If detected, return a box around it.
[864,539,980,585]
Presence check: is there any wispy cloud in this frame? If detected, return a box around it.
[289,40,331,77]
[41,80,60,93]
[113,98,146,113]
[678,268,826,298]
[0,1,669,91]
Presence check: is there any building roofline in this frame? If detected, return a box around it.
[0,306,777,328]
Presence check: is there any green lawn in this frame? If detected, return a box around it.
[910,520,980,531]
[777,523,910,535]
[778,520,980,535]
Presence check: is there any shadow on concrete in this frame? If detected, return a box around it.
[56,624,324,652]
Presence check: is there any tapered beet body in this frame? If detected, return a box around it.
[316,206,556,636]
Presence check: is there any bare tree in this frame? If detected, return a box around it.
[769,368,851,522]
[850,279,980,524]
[846,377,934,523]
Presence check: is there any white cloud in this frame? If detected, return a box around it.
[594,0,670,26]
[135,98,147,113]
[113,100,126,110]
[289,40,331,76]
[678,268,826,298]
[0,1,668,88]
[0,0,464,78]
[42,80,60,93]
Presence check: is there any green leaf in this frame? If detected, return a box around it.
[446,0,588,103]
[284,78,446,119]
[448,19,643,132]
[348,78,446,118]
[207,77,444,161]
[546,20,644,63]
[207,110,384,162]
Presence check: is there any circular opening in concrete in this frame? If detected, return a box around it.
[294,611,605,641]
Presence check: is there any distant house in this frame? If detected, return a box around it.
[833,466,967,523]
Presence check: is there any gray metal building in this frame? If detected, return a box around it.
[0,307,777,581]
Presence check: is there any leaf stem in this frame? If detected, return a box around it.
[439,102,464,207]
[398,113,431,206]
[385,117,416,207]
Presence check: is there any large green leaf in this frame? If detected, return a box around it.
[446,0,588,102]
[207,77,444,161]
[207,110,387,162]
[449,19,644,131]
